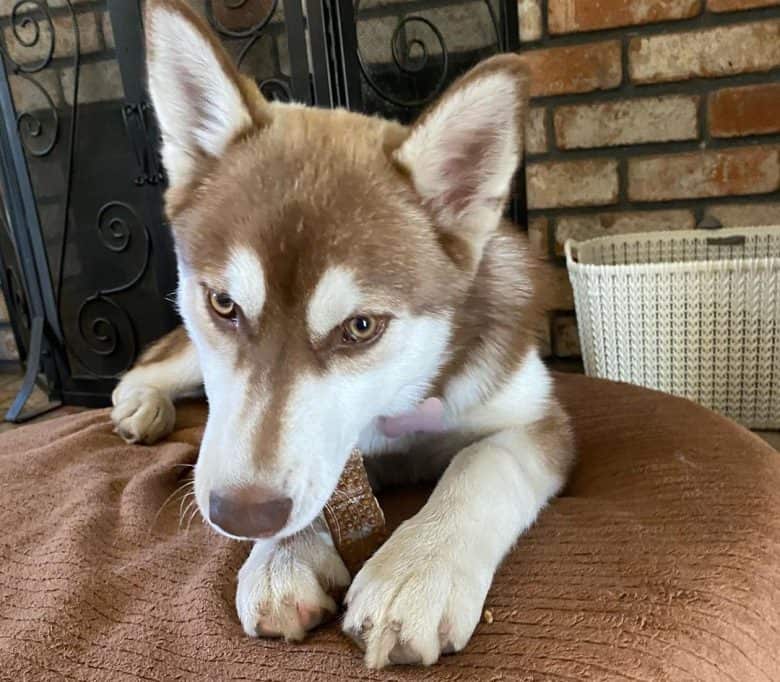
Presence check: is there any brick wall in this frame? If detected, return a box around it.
[517,0,780,358]
[2,3,778,366]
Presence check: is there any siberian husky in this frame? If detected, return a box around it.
[112,0,575,668]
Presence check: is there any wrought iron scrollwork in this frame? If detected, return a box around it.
[205,0,292,101]
[0,0,71,158]
[354,0,501,110]
[1,0,80,319]
[72,202,150,377]
[3,0,55,74]
[14,73,58,157]
[206,0,278,39]
[77,296,135,361]
[258,77,292,101]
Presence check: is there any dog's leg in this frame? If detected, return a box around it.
[343,404,574,668]
[111,327,202,444]
[236,517,351,641]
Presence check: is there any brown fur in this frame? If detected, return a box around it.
[139,0,548,464]
[137,325,190,366]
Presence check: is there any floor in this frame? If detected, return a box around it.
[0,369,777,450]
[0,371,84,434]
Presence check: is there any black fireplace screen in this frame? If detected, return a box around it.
[0,0,520,419]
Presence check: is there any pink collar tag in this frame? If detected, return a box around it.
[377,397,446,439]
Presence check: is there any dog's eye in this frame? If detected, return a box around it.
[342,315,384,345]
[208,291,236,319]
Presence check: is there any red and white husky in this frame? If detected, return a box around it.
[112,0,574,668]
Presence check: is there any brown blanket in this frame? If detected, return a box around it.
[1,373,779,681]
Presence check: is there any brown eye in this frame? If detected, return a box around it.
[342,315,382,344]
[209,291,236,319]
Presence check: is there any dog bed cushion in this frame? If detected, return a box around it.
[1,373,778,681]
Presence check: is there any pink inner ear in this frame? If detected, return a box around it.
[378,398,446,439]
[439,130,498,215]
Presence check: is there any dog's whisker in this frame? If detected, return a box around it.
[150,480,194,534]
[178,490,195,522]
[179,497,197,531]
[185,503,201,534]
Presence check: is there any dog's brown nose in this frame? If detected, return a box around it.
[208,486,292,538]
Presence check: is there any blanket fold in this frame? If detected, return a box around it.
[1,375,778,681]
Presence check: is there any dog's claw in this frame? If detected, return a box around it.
[388,641,422,665]
[343,520,485,668]
[344,617,372,652]
[344,626,367,651]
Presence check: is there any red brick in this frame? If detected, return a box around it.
[554,96,698,149]
[10,71,62,110]
[61,61,123,105]
[518,0,543,42]
[548,267,575,311]
[554,210,696,255]
[0,328,18,362]
[709,84,780,138]
[527,159,620,209]
[528,216,550,258]
[525,107,547,154]
[3,12,104,64]
[0,293,9,323]
[549,0,701,34]
[518,41,622,97]
[56,12,101,58]
[102,11,115,50]
[705,202,780,226]
[552,314,581,357]
[708,0,780,10]
[629,20,780,84]
[628,147,780,201]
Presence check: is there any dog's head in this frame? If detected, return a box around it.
[144,0,529,540]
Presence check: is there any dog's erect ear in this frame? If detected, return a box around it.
[144,0,269,188]
[394,55,528,266]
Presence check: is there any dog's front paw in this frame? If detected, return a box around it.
[343,521,489,668]
[237,523,351,642]
[111,384,175,444]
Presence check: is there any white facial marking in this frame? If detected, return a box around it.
[280,312,453,533]
[226,247,266,320]
[306,267,362,340]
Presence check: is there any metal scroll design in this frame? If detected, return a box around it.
[205,0,292,101]
[15,73,58,156]
[0,1,70,158]
[71,202,149,378]
[0,0,80,308]
[354,0,501,109]
[3,1,55,74]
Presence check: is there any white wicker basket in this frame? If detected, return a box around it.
[565,226,780,429]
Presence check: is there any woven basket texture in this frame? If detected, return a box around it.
[566,226,780,429]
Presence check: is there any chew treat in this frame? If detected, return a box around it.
[323,449,386,575]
